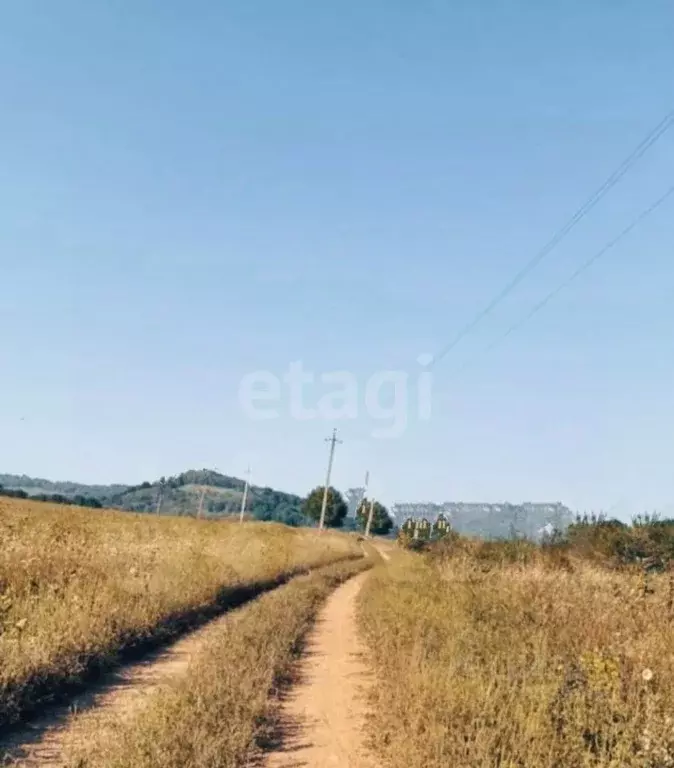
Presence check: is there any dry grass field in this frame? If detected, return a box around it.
[63,556,371,767]
[0,497,361,729]
[358,543,674,768]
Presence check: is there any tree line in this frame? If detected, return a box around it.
[0,485,103,508]
[301,486,393,534]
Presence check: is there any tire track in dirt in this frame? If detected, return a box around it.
[260,571,379,768]
[0,605,240,767]
[1,552,386,767]
[0,566,322,756]
[0,560,364,767]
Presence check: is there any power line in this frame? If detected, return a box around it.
[430,108,674,369]
[476,184,674,359]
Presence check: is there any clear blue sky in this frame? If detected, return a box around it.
[1,1,673,518]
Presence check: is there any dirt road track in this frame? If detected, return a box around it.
[0,609,234,767]
[261,571,379,768]
[1,550,389,767]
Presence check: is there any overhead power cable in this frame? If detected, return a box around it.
[477,183,674,358]
[430,108,674,369]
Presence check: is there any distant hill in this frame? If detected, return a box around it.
[0,470,309,526]
[0,474,129,499]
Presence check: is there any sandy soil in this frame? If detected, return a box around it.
[260,571,379,768]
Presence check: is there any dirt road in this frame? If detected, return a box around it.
[0,609,236,767]
[262,571,378,768]
[2,557,386,767]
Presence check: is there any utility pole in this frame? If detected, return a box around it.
[365,496,376,538]
[197,485,207,519]
[196,466,218,520]
[319,428,342,531]
[239,466,251,524]
[155,477,166,515]
[359,470,370,528]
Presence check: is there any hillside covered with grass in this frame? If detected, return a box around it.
[0,469,308,525]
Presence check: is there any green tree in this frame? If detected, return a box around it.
[416,517,432,540]
[302,486,348,528]
[356,498,393,536]
[432,513,451,539]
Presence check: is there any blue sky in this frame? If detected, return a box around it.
[1,1,673,518]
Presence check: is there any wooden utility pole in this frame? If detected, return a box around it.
[239,466,251,524]
[365,496,376,538]
[197,485,207,519]
[196,467,219,520]
[319,428,342,531]
[155,479,164,515]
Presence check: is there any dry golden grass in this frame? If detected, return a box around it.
[358,548,674,767]
[65,556,371,767]
[0,497,361,728]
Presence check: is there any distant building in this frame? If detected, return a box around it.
[390,501,574,540]
[536,522,556,541]
[391,502,453,520]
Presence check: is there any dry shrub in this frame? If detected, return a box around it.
[358,550,674,767]
[0,497,360,728]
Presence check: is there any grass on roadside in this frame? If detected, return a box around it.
[358,548,674,768]
[65,557,371,768]
[0,497,361,729]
